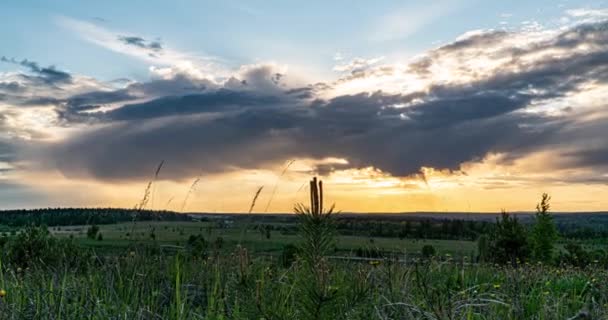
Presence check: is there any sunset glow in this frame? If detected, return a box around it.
[2,1,608,212]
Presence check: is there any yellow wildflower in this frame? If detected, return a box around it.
[369,260,381,266]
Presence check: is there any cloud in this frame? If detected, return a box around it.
[566,8,608,21]
[333,57,384,73]
[57,16,227,80]
[0,140,16,164]
[117,35,163,53]
[1,56,72,85]
[0,17,602,193]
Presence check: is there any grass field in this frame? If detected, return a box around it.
[49,220,477,257]
[0,212,605,319]
[0,231,605,319]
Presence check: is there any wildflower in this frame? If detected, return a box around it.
[0,289,5,298]
[493,284,501,289]
[369,260,381,266]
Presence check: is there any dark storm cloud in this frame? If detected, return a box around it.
[58,88,135,121]
[40,20,608,181]
[55,74,218,122]
[1,56,72,85]
[48,90,563,181]
[103,89,284,121]
[0,81,25,92]
[117,35,163,52]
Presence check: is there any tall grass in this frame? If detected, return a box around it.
[0,251,605,319]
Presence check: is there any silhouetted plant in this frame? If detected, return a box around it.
[295,177,337,320]
[421,244,436,258]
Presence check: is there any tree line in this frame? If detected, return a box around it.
[0,208,191,227]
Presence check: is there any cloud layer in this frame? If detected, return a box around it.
[2,18,608,191]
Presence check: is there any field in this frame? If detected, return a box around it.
[48,220,477,257]
[0,207,606,319]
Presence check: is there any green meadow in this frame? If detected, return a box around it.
[0,185,607,319]
[48,220,476,257]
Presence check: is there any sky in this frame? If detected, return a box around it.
[2,1,608,213]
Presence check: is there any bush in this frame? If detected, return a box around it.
[87,225,100,239]
[488,211,529,266]
[0,235,8,248]
[281,244,298,267]
[477,234,489,262]
[558,242,608,268]
[187,234,207,258]
[421,244,436,258]
[355,247,383,258]
[3,225,90,270]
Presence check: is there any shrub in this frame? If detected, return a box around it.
[87,224,100,239]
[563,242,591,267]
[477,234,489,262]
[0,235,8,248]
[421,244,436,258]
[355,247,383,258]
[488,211,530,266]
[280,244,298,267]
[187,234,207,258]
[3,225,90,270]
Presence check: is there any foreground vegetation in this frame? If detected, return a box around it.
[0,179,606,319]
[1,249,605,319]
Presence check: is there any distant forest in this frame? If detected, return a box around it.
[1,208,607,241]
[0,208,191,227]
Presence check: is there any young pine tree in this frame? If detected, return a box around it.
[531,193,558,263]
[489,211,529,267]
[295,177,336,320]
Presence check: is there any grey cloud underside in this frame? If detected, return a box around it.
[1,56,72,85]
[0,142,16,163]
[117,36,163,52]
[35,21,608,181]
[50,91,563,181]
[102,90,285,121]
[0,126,18,164]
